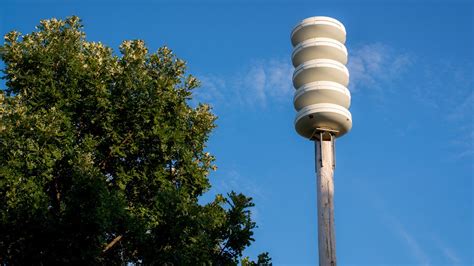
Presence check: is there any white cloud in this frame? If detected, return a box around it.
[241,63,267,105]
[368,192,432,266]
[194,58,293,108]
[347,43,473,158]
[195,44,414,108]
[413,62,474,158]
[347,43,413,93]
[369,188,467,266]
[448,91,474,158]
[394,222,431,266]
[446,91,473,121]
[202,168,266,226]
[432,235,463,265]
[193,74,226,106]
[194,44,473,158]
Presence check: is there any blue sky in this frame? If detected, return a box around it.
[1,0,472,265]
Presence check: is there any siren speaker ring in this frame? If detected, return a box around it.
[292,59,349,88]
[294,103,352,138]
[293,81,351,111]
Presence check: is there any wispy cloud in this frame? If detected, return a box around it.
[347,43,413,93]
[205,168,266,225]
[413,62,474,158]
[347,43,473,158]
[413,61,473,112]
[368,191,432,266]
[194,44,473,157]
[431,235,463,265]
[233,58,294,106]
[193,74,226,106]
[446,90,473,121]
[213,169,265,200]
[393,221,431,266]
[194,58,293,108]
[354,177,469,266]
[195,44,414,109]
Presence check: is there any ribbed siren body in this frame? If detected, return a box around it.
[291,16,352,139]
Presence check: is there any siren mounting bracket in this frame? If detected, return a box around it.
[310,127,339,140]
[311,127,337,169]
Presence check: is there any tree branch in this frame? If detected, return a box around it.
[102,235,123,253]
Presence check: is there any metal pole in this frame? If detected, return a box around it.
[315,134,337,266]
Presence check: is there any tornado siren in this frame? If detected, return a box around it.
[291,16,352,139]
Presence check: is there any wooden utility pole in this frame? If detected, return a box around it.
[315,132,337,266]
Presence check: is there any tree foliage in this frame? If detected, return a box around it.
[0,16,270,265]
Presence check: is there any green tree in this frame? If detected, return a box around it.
[0,16,271,265]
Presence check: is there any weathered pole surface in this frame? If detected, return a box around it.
[315,137,336,266]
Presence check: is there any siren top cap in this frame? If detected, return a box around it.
[291,16,346,46]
